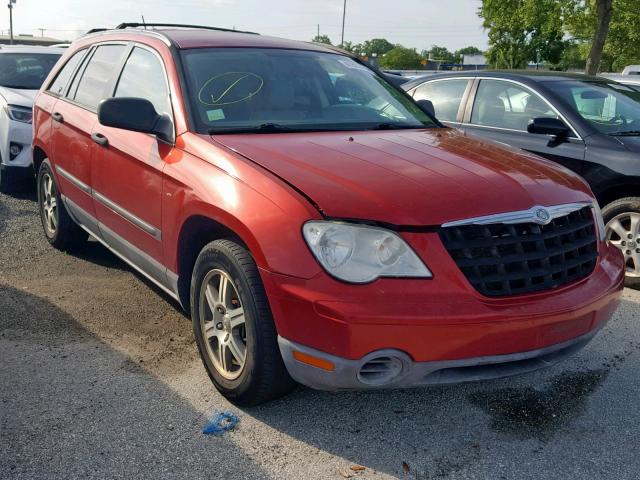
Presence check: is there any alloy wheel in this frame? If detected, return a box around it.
[198,269,247,380]
[606,212,640,277]
[41,172,58,237]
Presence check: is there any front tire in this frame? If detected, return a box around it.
[190,239,295,405]
[602,197,640,288]
[37,159,87,251]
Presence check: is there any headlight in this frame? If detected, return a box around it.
[5,105,32,124]
[302,221,432,283]
[591,200,606,241]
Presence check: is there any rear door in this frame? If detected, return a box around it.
[90,44,174,275]
[461,79,586,174]
[409,78,471,127]
[49,43,128,229]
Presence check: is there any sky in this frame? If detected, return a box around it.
[4,0,488,52]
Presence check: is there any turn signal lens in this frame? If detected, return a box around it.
[292,350,335,371]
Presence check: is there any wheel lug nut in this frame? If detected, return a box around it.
[626,250,631,255]
[629,234,633,239]
[622,241,626,246]
[216,322,223,330]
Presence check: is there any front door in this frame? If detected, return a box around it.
[462,79,586,175]
[90,46,174,284]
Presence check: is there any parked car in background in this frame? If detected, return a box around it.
[33,25,623,405]
[0,45,63,192]
[622,65,640,76]
[601,73,640,90]
[404,71,640,284]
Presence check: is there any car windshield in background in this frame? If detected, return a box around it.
[554,80,640,136]
[0,53,61,90]
[180,48,436,134]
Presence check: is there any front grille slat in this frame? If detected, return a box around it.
[440,207,598,297]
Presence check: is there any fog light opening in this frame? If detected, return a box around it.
[357,355,404,386]
[9,143,22,160]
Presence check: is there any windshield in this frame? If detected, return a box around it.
[180,48,437,133]
[553,80,640,135]
[0,52,61,90]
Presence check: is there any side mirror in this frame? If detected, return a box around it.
[416,99,435,118]
[527,117,570,138]
[98,97,174,143]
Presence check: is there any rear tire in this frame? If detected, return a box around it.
[37,159,88,251]
[602,197,640,289]
[190,239,295,405]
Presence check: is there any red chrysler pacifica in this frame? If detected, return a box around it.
[32,24,624,405]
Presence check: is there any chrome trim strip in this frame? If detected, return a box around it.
[55,166,92,195]
[60,195,179,301]
[442,202,591,228]
[93,191,162,241]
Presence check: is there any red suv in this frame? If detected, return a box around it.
[33,24,624,405]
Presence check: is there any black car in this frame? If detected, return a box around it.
[403,71,640,284]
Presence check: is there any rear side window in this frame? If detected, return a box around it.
[48,49,86,96]
[412,79,468,122]
[114,47,171,117]
[73,45,126,110]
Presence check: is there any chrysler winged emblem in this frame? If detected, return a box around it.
[534,207,552,224]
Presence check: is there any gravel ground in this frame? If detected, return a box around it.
[1,188,639,480]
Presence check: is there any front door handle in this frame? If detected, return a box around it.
[52,112,64,123]
[91,132,109,147]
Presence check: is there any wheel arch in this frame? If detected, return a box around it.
[595,181,640,208]
[175,214,256,311]
[32,146,48,176]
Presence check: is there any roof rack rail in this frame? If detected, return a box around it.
[114,23,259,35]
[86,28,108,34]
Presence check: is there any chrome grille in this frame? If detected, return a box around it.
[439,206,598,297]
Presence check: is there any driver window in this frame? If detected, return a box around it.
[471,80,557,131]
[114,47,171,118]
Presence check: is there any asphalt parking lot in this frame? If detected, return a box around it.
[1,189,639,480]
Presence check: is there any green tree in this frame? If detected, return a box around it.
[312,34,333,45]
[454,46,484,63]
[379,47,424,70]
[564,0,640,72]
[479,0,566,69]
[425,45,456,63]
[360,38,395,57]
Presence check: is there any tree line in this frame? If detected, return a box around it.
[479,0,639,73]
[312,0,638,73]
[311,35,484,70]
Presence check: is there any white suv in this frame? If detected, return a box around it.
[0,46,63,192]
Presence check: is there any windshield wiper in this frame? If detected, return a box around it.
[609,130,640,136]
[208,123,298,135]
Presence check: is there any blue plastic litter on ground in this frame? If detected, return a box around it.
[202,410,239,436]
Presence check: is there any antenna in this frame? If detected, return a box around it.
[141,14,147,30]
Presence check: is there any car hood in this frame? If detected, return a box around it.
[0,87,36,108]
[213,128,593,226]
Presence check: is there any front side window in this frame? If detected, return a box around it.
[412,79,469,122]
[470,79,557,131]
[73,45,126,110]
[180,48,437,133]
[552,80,640,135]
[47,49,86,96]
[114,47,171,117]
[0,53,61,90]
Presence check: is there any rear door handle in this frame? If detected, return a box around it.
[52,112,64,123]
[91,132,109,147]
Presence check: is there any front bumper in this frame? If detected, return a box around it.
[279,327,600,390]
[262,236,624,390]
